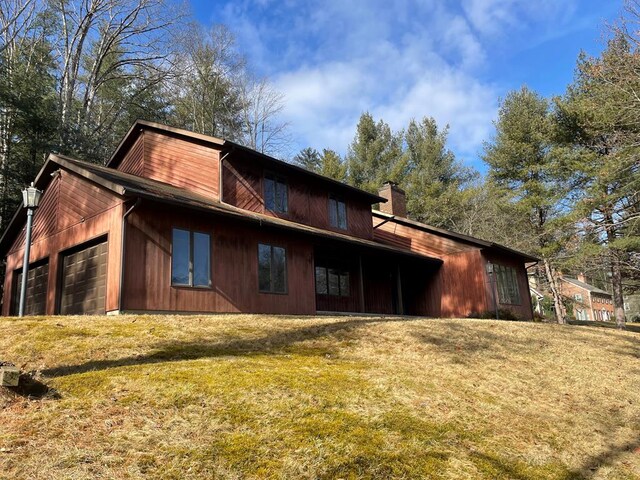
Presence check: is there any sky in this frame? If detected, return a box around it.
[189,0,621,171]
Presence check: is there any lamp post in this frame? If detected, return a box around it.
[18,182,42,317]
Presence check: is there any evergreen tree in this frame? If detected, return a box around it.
[346,112,405,193]
[293,147,321,172]
[555,34,640,327]
[483,86,569,323]
[403,117,474,229]
[319,149,347,182]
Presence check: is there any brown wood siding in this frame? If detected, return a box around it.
[59,240,108,315]
[12,261,48,316]
[222,157,374,239]
[122,203,315,314]
[373,219,477,257]
[143,131,219,199]
[118,134,145,176]
[3,170,124,316]
[482,250,533,320]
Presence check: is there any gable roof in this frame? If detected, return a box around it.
[107,120,386,204]
[0,154,439,265]
[562,277,611,296]
[372,209,539,263]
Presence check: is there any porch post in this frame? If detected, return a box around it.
[358,255,365,312]
[396,264,404,315]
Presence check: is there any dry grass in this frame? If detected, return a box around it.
[0,314,639,479]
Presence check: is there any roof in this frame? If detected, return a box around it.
[0,154,440,265]
[372,209,539,263]
[107,120,386,204]
[562,277,611,296]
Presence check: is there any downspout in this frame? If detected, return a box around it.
[118,198,142,313]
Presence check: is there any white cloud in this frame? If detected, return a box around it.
[214,0,586,167]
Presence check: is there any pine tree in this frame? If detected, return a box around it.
[483,86,569,324]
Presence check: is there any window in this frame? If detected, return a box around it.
[494,264,521,305]
[574,293,583,303]
[315,266,350,297]
[328,195,347,230]
[171,228,211,287]
[264,173,288,213]
[258,243,287,293]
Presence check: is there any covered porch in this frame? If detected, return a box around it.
[313,241,441,315]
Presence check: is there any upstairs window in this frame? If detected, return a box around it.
[315,266,350,297]
[171,228,211,287]
[264,173,288,213]
[328,195,347,230]
[574,293,583,303]
[258,243,287,293]
[494,264,521,305]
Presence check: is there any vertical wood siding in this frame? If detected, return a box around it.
[118,134,145,176]
[222,157,374,239]
[142,131,220,199]
[3,170,124,315]
[122,203,316,314]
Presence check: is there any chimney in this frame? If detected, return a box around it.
[378,181,407,217]
[577,273,587,283]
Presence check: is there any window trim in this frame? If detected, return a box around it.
[171,228,212,289]
[257,243,288,295]
[328,194,348,230]
[263,171,288,214]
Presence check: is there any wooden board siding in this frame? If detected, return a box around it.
[122,203,316,314]
[423,250,489,318]
[222,157,374,239]
[482,250,533,320]
[373,219,477,257]
[118,134,145,176]
[142,131,220,199]
[2,170,124,316]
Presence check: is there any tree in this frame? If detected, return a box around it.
[403,117,475,229]
[48,0,181,159]
[319,149,347,182]
[555,32,640,328]
[293,147,321,172]
[171,24,245,140]
[238,74,290,156]
[0,1,56,228]
[483,86,569,324]
[346,112,405,193]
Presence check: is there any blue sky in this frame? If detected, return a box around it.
[190,0,620,171]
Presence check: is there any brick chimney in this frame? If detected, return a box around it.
[378,181,407,217]
[577,273,587,283]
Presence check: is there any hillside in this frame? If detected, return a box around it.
[0,315,639,479]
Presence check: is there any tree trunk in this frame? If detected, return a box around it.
[543,258,567,324]
[610,251,627,329]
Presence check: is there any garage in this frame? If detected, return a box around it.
[59,240,108,315]
[12,261,49,315]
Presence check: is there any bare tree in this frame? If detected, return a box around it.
[239,75,290,156]
[48,0,182,154]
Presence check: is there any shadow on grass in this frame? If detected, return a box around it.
[569,320,640,333]
[41,317,417,378]
[573,436,640,479]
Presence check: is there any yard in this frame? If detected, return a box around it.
[1,315,639,479]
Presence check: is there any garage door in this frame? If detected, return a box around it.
[60,241,108,315]
[12,261,49,315]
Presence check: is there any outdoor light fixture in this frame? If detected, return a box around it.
[18,182,42,317]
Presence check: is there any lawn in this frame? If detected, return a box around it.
[1,315,639,479]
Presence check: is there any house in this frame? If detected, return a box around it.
[0,121,537,319]
[559,274,614,321]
